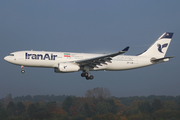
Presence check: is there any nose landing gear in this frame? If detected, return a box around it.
[21,66,25,73]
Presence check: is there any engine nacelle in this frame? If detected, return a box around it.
[54,63,80,73]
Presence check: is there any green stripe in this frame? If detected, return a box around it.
[64,53,70,55]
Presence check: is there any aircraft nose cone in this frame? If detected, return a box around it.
[4,56,10,62]
[4,56,7,61]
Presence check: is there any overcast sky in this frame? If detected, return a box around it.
[0,1,180,99]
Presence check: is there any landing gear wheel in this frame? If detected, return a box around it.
[86,76,89,80]
[81,72,88,77]
[85,75,94,80]
[21,70,25,74]
[84,72,88,77]
[81,73,85,77]
[89,75,94,80]
[81,70,93,80]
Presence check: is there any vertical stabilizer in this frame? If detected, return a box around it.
[139,32,173,58]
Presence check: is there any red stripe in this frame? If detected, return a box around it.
[64,55,71,57]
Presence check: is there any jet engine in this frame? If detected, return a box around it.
[54,62,80,73]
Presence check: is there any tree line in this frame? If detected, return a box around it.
[112,95,180,106]
[0,87,180,120]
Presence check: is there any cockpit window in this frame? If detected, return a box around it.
[9,54,14,56]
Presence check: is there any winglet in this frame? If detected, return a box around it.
[122,46,130,52]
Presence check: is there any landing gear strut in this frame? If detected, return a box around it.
[81,72,94,80]
[21,66,25,73]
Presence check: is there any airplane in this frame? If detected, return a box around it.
[4,32,174,80]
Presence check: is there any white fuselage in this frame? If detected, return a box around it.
[3,32,173,80]
[4,50,153,71]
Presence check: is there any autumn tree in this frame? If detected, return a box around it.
[83,102,95,117]
[63,97,95,117]
[113,99,126,118]
[62,96,74,114]
[127,112,152,120]
[152,99,163,112]
[27,103,37,118]
[96,102,111,115]
[98,113,118,120]
[62,96,79,116]
[60,115,71,120]
[52,107,67,117]
[92,115,101,120]
[0,102,3,111]
[32,109,52,120]
[46,101,56,113]
[106,99,118,113]
[73,97,95,117]
[85,87,111,104]
[39,101,45,106]
[152,109,180,120]
[24,100,32,113]
[4,94,12,108]
[138,100,152,114]
[16,102,26,116]
[71,115,86,120]
[0,108,8,120]
[7,101,16,116]
[163,101,176,110]
[130,100,141,110]
[27,102,53,120]
[177,98,180,110]
[120,115,128,120]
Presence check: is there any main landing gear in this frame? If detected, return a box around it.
[81,72,94,80]
[21,66,25,73]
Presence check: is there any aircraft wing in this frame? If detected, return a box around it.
[76,46,129,68]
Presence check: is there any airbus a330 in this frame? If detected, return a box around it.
[4,32,174,80]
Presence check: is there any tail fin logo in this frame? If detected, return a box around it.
[157,43,168,53]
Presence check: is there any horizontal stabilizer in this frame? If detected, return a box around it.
[151,56,174,63]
